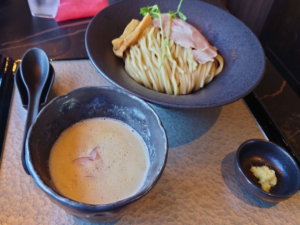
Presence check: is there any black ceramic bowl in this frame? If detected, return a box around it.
[85,0,265,109]
[25,87,168,223]
[235,139,300,202]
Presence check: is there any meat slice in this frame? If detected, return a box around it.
[73,146,101,166]
[152,14,217,64]
[73,157,93,166]
[192,48,217,65]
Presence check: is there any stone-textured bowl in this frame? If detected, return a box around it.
[235,139,300,202]
[85,0,265,109]
[25,86,168,223]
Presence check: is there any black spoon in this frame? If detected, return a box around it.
[20,48,49,175]
[15,63,55,110]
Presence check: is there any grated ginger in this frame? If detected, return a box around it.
[250,165,277,192]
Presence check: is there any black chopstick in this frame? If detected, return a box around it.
[0,56,15,169]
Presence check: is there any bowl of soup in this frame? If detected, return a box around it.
[25,86,168,223]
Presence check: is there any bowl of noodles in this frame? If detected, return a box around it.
[85,0,265,109]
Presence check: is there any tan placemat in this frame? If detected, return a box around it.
[1,60,297,225]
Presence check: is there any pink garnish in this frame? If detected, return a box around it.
[90,150,97,160]
[90,146,101,160]
[73,145,102,166]
[73,157,92,166]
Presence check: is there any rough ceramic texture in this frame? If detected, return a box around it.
[26,86,168,223]
[86,0,265,108]
[0,60,299,225]
[235,139,300,202]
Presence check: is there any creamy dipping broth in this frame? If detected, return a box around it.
[49,118,149,204]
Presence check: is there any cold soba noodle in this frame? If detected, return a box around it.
[49,118,149,204]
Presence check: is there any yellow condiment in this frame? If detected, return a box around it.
[250,165,277,192]
[112,13,152,58]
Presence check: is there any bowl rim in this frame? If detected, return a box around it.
[85,0,266,109]
[25,86,169,212]
[236,138,300,199]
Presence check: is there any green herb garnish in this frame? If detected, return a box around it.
[140,0,186,73]
[140,5,160,19]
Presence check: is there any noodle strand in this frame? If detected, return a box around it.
[124,26,224,95]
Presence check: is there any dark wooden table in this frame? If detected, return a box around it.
[0,0,226,60]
